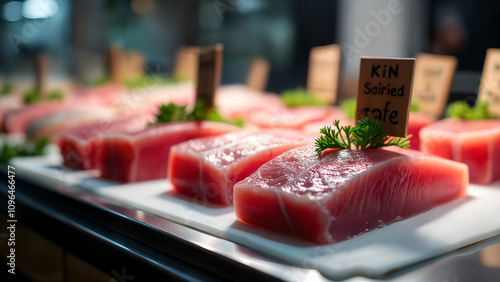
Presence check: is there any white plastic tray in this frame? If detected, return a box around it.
[11,155,500,280]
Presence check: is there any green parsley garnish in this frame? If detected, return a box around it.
[410,99,420,112]
[1,83,13,96]
[445,100,491,120]
[339,98,356,119]
[315,118,411,154]
[124,74,184,89]
[0,137,49,164]
[24,89,64,104]
[280,87,326,107]
[149,102,244,127]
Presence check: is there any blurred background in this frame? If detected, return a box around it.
[0,0,499,100]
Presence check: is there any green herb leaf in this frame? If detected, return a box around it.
[445,100,491,120]
[315,117,411,153]
[281,87,326,107]
[0,137,49,164]
[1,83,13,96]
[124,74,184,89]
[24,89,39,104]
[149,102,244,127]
[410,99,420,112]
[47,90,64,101]
[340,98,356,119]
[23,89,63,104]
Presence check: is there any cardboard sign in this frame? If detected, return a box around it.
[478,48,500,118]
[246,57,270,92]
[174,47,200,82]
[307,44,341,104]
[196,44,223,108]
[124,50,145,79]
[109,45,124,84]
[412,53,457,118]
[356,57,416,137]
[35,54,48,95]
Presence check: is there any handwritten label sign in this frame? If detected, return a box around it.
[412,53,457,118]
[307,44,341,104]
[478,48,500,118]
[356,57,416,137]
[174,46,200,82]
[246,57,270,92]
[196,44,223,108]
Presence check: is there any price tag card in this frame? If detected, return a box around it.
[196,44,223,108]
[478,48,500,118]
[307,44,341,104]
[124,50,145,79]
[174,46,201,82]
[356,57,416,137]
[246,57,270,92]
[412,53,457,118]
[109,45,124,84]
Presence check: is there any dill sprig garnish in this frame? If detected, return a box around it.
[315,118,411,153]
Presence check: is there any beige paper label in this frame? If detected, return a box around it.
[306,44,341,104]
[246,57,270,92]
[109,45,124,84]
[478,48,500,118]
[174,47,200,82]
[196,44,223,108]
[356,57,416,137]
[412,53,457,118]
[123,50,145,79]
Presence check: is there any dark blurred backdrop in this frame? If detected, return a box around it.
[0,0,499,98]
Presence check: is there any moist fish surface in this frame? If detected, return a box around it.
[420,118,500,185]
[99,121,239,182]
[168,130,310,205]
[234,145,468,244]
[59,111,154,170]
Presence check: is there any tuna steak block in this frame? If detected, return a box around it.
[168,130,309,205]
[59,111,153,170]
[420,118,500,185]
[99,121,239,182]
[234,145,468,244]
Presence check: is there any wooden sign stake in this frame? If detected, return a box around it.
[196,44,223,108]
[306,44,341,104]
[246,57,270,92]
[174,46,201,82]
[412,53,457,118]
[36,54,48,96]
[356,57,416,137]
[478,48,500,118]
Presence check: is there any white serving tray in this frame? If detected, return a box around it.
[11,156,500,280]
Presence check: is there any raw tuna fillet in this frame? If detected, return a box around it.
[26,108,115,142]
[113,82,195,112]
[59,111,154,170]
[99,121,240,182]
[246,106,339,131]
[215,85,284,121]
[407,112,435,150]
[4,101,70,133]
[420,118,500,185]
[234,145,468,244]
[168,130,310,205]
[303,107,355,136]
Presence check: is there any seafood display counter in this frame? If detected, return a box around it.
[3,157,500,282]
